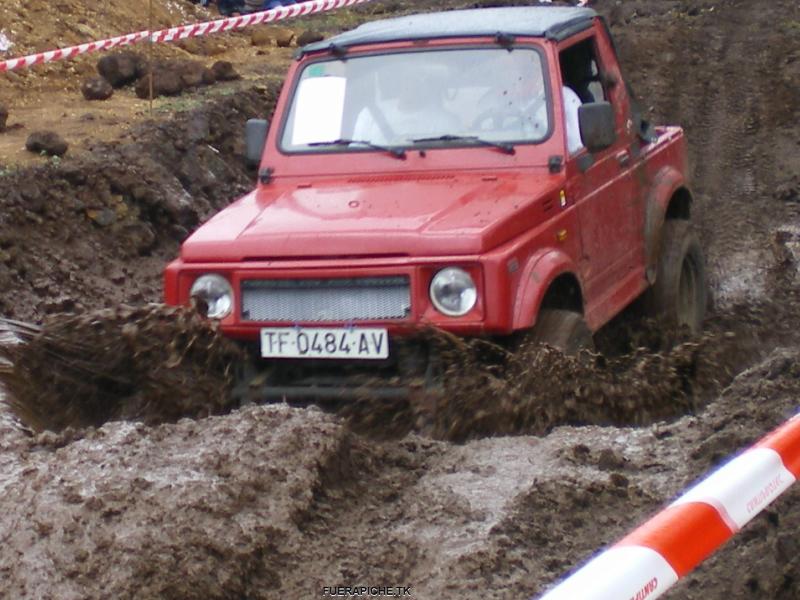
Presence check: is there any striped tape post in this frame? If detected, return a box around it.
[0,0,376,73]
[536,413,800,600]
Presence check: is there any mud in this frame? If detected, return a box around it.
[0,305,242,432]
[343,326,721,442]
[2,348,800,599]
[0,82,279,322]
[0,0,799,598]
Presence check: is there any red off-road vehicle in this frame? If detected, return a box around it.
[164,6,706,399]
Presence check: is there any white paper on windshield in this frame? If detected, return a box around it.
[291,76,347,146]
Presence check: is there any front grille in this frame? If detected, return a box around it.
[240,276,411,322]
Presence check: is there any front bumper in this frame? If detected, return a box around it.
[164,256,513,339]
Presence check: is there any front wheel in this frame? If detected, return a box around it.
[521,308,594,355]
[645,220,707,333]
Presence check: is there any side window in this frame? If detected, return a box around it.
[559,38,606,104]
[558,37,607,155]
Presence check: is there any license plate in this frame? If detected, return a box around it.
[260,327,389,359]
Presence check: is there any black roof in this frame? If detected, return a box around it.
[299,6,597,56]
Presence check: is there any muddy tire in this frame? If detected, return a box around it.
[524,309,594,355]
[645,220,707,333]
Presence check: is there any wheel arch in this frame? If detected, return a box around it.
[645,166,693,283]
[511,249,585,331]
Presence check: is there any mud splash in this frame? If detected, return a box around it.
[0,305,242,432]
[342,323,723,442]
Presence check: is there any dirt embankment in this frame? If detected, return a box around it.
[0,0,799,599]
[0,83,278,322]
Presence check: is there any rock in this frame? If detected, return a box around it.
[86,208,117,227]
[81,77,113,101]
[134,69,184,99]
[176,38,227,56]
[597,448,626,471]
[275,28,295,48]
[20,181,44,213]
[97,51,148,88]
[25,131,69,157]
[296,30,324,46]
[134,60,217,99]
[0,104,7,132]
[211,61,240,81]
[179,62,216,88]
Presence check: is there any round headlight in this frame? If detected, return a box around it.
[190,274,233,319]
[429,267,477,317]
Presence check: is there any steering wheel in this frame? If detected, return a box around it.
[472,93,548,134]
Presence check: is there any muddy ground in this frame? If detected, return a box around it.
[0,0,799,598]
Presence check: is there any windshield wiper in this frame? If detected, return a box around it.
[411,135,515,155]
[308,138,406,159]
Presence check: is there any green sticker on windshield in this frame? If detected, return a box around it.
[307,64,326,78]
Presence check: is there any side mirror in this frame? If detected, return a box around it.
[578,102,616,153]
[245,118,270,167]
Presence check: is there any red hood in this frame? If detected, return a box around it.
[181,171,560,262]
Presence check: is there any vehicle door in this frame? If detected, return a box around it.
[560,31,644,317]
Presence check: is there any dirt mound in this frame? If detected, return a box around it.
[0,82,279,322]
[0,305,242,432]
[0,403,359,599]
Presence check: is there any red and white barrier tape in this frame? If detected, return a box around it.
[0,31,150,73]
[537,413,800,600]
[0,0,375,73]
[150,0,373,43]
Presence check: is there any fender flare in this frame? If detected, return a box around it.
[644,166,690,283]
[511,248,584,330]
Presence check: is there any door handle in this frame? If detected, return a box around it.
[616,149,630,167]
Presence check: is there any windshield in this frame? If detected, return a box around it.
[280,47,551,152]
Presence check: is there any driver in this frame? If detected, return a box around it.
[475,51,548,139]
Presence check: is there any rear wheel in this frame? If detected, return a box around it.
[522,308,594,355]
[645,220,707,333]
